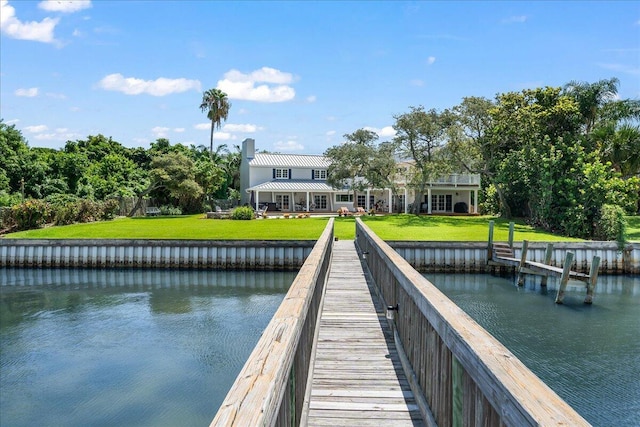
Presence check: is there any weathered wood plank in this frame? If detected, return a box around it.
[303,240,426,426]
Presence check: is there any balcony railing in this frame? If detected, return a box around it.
[394,173,481,186]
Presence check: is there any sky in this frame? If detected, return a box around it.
[1,1,639,155]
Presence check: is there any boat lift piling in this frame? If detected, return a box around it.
[487,221,601,304]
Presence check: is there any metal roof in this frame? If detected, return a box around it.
[247,179,336,192]
[249,153,330,168]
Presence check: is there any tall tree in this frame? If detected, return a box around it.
[393,106,451,214]
[199,89,231,157]
[128,152,202,217]
[325,129,395,209]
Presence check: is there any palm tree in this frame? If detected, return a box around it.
[199,89,231,157]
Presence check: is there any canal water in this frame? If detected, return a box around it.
[0,268,297,427]
[425,272,640,427]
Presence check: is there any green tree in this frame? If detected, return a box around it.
[200,89,231,157]
[128,152,202,216]
[325,129,395,209]
[393,106,452,214]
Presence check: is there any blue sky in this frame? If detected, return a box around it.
[1,1,639,154]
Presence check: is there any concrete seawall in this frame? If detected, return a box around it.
[0,239,314,270]
[1,239,638,274]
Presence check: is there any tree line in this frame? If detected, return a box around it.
[325,78,639,241]
[1,77,638,241]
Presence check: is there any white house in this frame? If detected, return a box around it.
[239,138,480,214]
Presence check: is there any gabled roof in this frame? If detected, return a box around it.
[249,153,330,168]
[247,179,335,192]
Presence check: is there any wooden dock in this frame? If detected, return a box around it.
[302,240,425,426]
[490,238,600,304]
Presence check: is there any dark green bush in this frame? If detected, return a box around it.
[594,204,627,250]
[53,202,79,226]
[230,206,254,220]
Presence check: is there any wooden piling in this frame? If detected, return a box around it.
[487,220,494,262]
[516,240,529,286]
[584,256,601,304]
[508,222,514,248]
[555,252,575,304]
[540,243,554,287]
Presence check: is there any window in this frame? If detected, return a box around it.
[431,194,453,212]
[313,169,327,180]
[357,195,366,207]
[314,195,327,210]
[335,194,353,203]
[274,168,289,179]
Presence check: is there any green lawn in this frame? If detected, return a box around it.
[359,215,583,242]
[5,215,332,240]
[627,215,640,242]
[4,214,590,242]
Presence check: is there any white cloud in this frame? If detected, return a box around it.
[502,15,528,24]
[151,126,170,138]
[97,73,202,96]
[1,0,59,43]
[223,123,261,133]
[38,0,92,13]
[46,92,66,99]
[213,131,234,141]
[427,56,436,65]
[217,67,296,102]
[306,95,317,103]
[194,123,210,130]
[24,124,48,132]
[174,128,185,133]
[15,87,39,97]
[364,126,397,138]
[410,79,424,87]
[274,140,304,152]
[326,130,336,136]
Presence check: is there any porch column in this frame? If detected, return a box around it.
[427,188,432,214]
[388,188,392,213]
[404,187,408,213]
[306,191,310,211]
[291,192,294,211]
[474,189,478,213]
[255,191,260,210]
[366,189,370,210]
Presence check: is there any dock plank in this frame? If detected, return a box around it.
[303,240,425,426]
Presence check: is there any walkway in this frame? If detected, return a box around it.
[303,240,424,426]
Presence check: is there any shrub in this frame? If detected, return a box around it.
[10,199,49,231]
[77,199,100,222]
[53,202,80,226]
[594,204,627,250]
[100,199,120,220]
[230,206,254,220]
[160,205,182,216]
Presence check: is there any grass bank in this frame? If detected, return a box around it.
[4,214,596,242]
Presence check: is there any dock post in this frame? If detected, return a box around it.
[487,220,494,262]
[452,356,464,427]
[516,240,529,286]
[584,256,601,304]
[555,252,575,304]
[540,243,554,287]
[508,222,515,248]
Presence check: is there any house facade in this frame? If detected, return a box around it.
[240,138,480,214]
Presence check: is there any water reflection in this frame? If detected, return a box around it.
[0,268,296,427]
[425,273,640,427]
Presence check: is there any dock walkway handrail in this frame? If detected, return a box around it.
[211,219,334,426]
[355,218,589,426]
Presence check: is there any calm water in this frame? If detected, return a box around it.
[425,273,640,427]
[0,268,297,427]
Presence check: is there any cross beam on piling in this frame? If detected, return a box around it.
[487,221,601,304]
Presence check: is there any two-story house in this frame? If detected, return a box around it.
[239,138,480,214]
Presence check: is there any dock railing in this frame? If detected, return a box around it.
[355,218,590,426]
[211,219,334,426]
